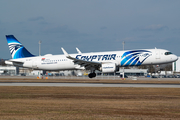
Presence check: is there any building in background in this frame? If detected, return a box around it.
[172,57,180,73]
[0,66,17,75]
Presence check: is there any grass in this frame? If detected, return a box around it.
[0,87,180,119]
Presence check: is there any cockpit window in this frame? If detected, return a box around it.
[165,52,172,55]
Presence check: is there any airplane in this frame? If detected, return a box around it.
[5,35,178,78]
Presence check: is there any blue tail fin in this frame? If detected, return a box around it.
[6,35,35,59]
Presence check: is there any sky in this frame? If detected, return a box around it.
[0,0,180,59]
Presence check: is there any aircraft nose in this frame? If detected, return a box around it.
[172,55,178,62]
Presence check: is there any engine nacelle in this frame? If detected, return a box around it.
[101,63,118,73]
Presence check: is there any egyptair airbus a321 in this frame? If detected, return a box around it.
[5,35,178,78]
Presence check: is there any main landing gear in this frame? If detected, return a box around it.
[88,72,96,78]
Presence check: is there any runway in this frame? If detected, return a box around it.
[0,82,180,88]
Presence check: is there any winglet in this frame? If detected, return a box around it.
[76,47,82,54]
[61,47,75,60]
[61,47,69,56]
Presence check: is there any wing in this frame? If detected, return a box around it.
[61,48,101,70]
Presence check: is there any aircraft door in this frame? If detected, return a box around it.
[32,59,38,68]
[155,50,160,59]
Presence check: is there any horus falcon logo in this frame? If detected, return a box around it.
[121,50,152,66]
[8,43,23,56]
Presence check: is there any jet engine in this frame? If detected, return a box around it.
[101,63,119,73]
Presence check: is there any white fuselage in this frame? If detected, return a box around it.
[6,48,178,71]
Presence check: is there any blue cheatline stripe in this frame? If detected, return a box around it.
[141,55,151,63]
[121,50,152,66]
[124,56,138,66]
[131,57,139,66]
[121,55,132,65]
[136,59,142,66]
[121,53,140,66]
[121,50,150,59]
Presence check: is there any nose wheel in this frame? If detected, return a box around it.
[88,72,96,78]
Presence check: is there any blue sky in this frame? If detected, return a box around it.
[0,0,180,59]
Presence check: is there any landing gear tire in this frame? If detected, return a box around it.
[88,73,96,78]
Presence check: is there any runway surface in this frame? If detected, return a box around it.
[0,82,180,88]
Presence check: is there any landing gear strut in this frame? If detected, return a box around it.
[88,72,96,78]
